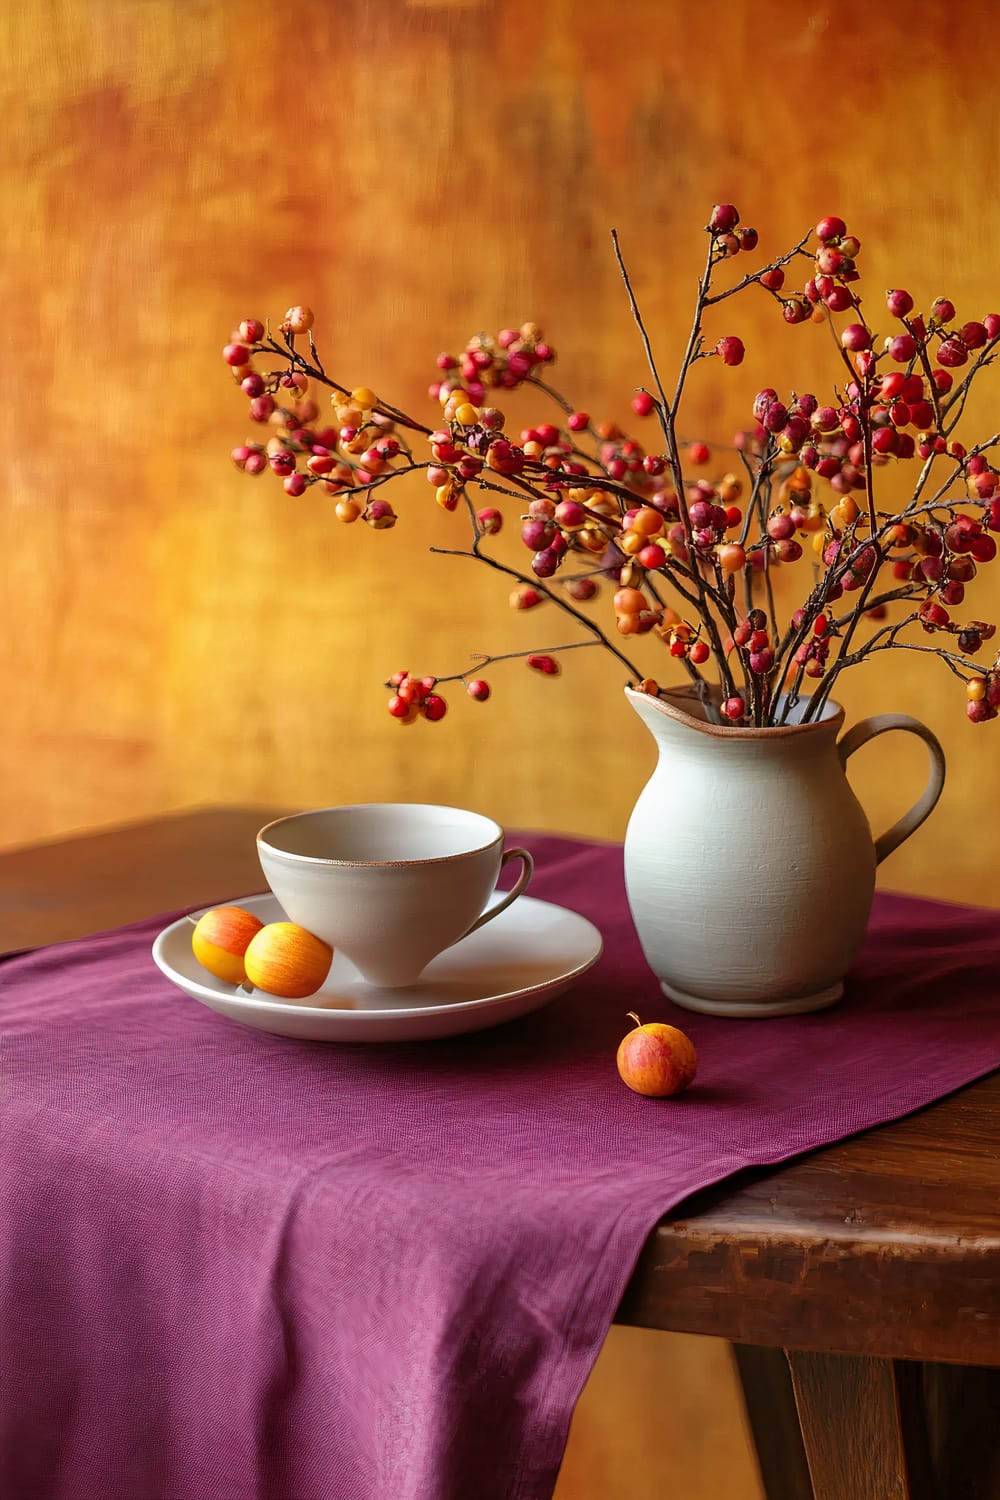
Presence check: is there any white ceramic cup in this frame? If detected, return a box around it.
[256,804,534,988]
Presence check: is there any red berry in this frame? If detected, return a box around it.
[888,334,917,362]
[816,215,847,242]
[961,320,988,350]
[527,654,561,676]
[632,391,656,417]
[886,289,914,318]
[689,641,710,665]
[466,679,491,701]
[758,268,785,292]
[824,286,853,313]
[475,507,501,535]
[722,696,746,720]
[710,204,740,232]
[223,343,250,366]
[422,694,448,721]
[841,323,871,351]
[689,441,710,464]
[937,338,969,368]
[715,336,745,366]
[568,411,590,431]
[931,298,956,323]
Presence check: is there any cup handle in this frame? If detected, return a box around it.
[464,848,534,936]
[837,714,946,865]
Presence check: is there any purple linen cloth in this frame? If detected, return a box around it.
[2,832,999,1500]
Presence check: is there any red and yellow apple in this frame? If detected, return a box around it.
[191,905,265,985]
[616,1012,697,1098]
[243,922,334,999]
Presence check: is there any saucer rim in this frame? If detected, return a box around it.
[152,891,603,1024]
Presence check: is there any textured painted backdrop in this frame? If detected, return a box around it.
[6,6,1000,1496]
[4,0,1000,911]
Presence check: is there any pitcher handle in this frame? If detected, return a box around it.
[837,714,946,865]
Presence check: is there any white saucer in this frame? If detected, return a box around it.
[152,892,603,1042]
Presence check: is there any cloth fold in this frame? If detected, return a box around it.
[2,833,999,1500]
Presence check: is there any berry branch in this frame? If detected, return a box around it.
[222,210,1000,728]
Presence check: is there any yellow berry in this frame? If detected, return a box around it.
[351,386,378,411]
[454,402,480,426]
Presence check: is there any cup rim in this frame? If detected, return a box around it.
[256,802,504,869]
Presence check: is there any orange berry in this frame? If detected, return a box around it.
[716,542,746,573]
[630,507,665,536]
[616,1014,697,1097]
[192,905,265,985]
[243,922,333,1000]
[613,587,646,614]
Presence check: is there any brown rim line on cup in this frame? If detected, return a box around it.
[256,803,507,868]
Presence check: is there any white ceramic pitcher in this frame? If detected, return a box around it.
[623,685,946,1018]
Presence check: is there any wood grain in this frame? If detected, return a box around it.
[790,1353,939,1500]
[618,1073,1000,1366]
[2,0,1000,914]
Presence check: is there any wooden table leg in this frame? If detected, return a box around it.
[785,1351,933,1500]
[733,1344,813,1500]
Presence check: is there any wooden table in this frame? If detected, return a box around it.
[3,808,998,1500]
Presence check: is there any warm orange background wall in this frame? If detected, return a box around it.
[5,7,999,1496]
[4,0,1000,905]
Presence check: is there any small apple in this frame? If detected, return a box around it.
[191,905,265,985]
[243,922,334,999]
[616,1012,697,1097]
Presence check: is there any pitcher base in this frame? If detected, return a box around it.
[660,979,844,1018]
